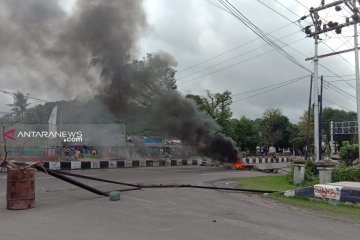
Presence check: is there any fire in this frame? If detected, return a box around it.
[232,156,245,170]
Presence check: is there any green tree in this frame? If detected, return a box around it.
[7,91,30,120]
[292,109,313,154]
[186,90,232,133]
[260,108,292,148]
[228,117,260,152]
[322,107,357,147]
[23,103,54,124]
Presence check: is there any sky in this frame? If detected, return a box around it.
[0,0,358,123]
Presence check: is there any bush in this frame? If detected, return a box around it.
[240,151,248,157]
[304,160,317,182]
[332,165,360,182]
[339,141,359,166]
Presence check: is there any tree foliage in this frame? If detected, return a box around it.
[259,108,293,148]
[322,107,357,145]
[7,91,30,120]
[186,90,232,131]
[339,141,359,166]
[23,103,54,124]
[228,117,260,151]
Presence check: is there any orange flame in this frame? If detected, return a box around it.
[232,156,245,170]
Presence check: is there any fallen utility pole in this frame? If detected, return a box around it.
[40,166,277,195]
[35,165,109,196]
[54,169,141,188]
[139,184,276,193]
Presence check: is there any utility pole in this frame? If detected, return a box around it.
[319,75,324,160]
[354,0,360,159]
[303,0,360,162]
[306,75,313,160]
[314,27,320,162]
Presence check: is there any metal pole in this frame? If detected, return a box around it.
[354,0,360,158]
[319,76,323,160]
[314,32,320,162]
[306,75,313,159]
[330,121,334,156]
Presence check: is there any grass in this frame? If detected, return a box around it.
[239,175,302,192]
[270,193,360,218]
[238,175,360,218]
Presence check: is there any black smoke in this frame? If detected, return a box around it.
[0,0,238,162]
[149,93,238,162]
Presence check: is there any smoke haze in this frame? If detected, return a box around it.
[0,0,238,162]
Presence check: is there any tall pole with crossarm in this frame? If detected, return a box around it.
[303,0,360,162]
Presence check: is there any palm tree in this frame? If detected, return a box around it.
[7,91,30,120]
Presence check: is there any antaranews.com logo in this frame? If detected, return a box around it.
[3,128,83,143]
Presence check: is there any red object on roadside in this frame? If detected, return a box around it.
[7,168,36,210]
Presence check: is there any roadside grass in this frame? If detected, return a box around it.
[270,193,360,218]
[238,175,302,192]
[238,175,360,218]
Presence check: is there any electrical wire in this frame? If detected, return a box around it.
[324,74,355,77]
[265,0,357,89]
[216,0,312,73]
[323,96,354,112]
[257,0,301,28]
[231,75,310,98]
[178,21,294,74]
[177,37,307,85]
[327,78,355,82]
[293,0,308,10]
[177,29,303,81]
[203,0,232,14]
[231,75,309,103]
[273,0,300,20]
[0,89,48,103]
[324,80,356,99]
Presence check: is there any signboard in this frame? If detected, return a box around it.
[314,184,343,200]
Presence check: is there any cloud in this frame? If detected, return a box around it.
[0,0,357,124]
[139,0,357,123]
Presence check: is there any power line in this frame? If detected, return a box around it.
[273,0,301,20]
[0,89,48,103]
[178,22,294,74]
[178,37,306,85]
[177,29,303,81]
[184,0,299,74]
[264,0,356,89]
[257,0,301,28]
[231,75,309,103]
[323,96,354,112]
[293,0,308,10]
[324,74,355,77]
[203,0,231,14]
[216,0,312,73]
[324,80,356,100]
[231,75,310,98]
[327,78,355,82]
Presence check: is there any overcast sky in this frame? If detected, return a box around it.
[0,0,357,123]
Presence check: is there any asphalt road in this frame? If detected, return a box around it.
[0,166,359,240]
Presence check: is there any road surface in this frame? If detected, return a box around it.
[0,166,359,240]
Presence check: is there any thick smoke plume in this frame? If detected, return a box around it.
[0,0,238,162]
[150,93,238,162]
[0,0,146,99]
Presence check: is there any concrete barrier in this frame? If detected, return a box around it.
[286,182,360,203]
[40,159,203,170]
[39,157,290,171]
